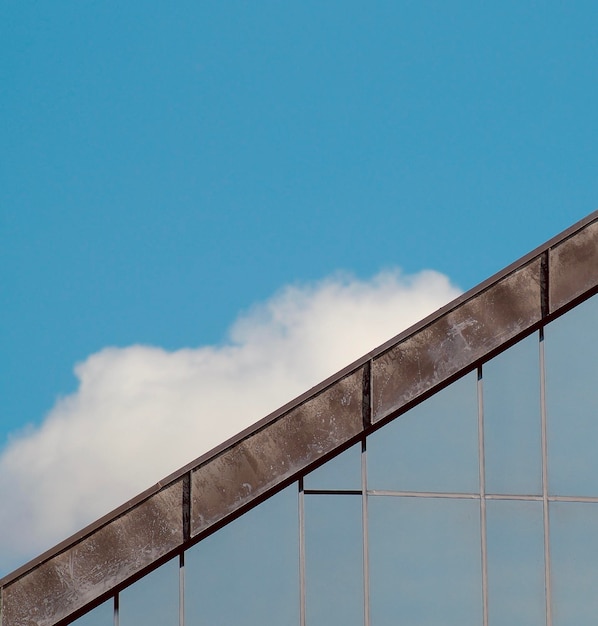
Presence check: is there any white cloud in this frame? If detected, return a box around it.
[0,268,460,575]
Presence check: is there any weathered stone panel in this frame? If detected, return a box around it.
[372,258,542,422]
[191,368,364,535]
[2,481,183,626]
[549,218,598,313]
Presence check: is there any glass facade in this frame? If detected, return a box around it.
[63,292,598,626]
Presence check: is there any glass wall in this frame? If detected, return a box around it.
[68,293,598,626]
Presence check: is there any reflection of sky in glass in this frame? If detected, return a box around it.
[368,372,479,493]
[486,500,545,626]
[70,599,112,626]
[546,294,598,496]
[305,494,363,625]
[550,502,598,625]
[185,485,299,626]
[369,496,482,626]
[119,556,178,626]
[484,333,542,495]
[304,443,361,491]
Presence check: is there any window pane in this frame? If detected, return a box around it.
[368,372,479,493]
[304,443,361,491]
[119,556,178,626]
[545,294,598,496]
[305,494,362,625]
[185,485,299,626]
[486,500,545,626]
[69,599,113,626]
[483,333,542,495]
[550,501,598,625]
[369,496,482,626]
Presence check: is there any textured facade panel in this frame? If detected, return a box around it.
[371,258,542,423]
[549,219,598,314]
[2,481,183,626]
[191,368,364,536]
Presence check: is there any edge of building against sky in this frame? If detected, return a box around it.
[2,211,598,626]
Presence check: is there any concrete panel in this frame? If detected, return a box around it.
[2,481,183,626]
[372,258,542,423]
[191,368,364,535]
[549,219,598,313]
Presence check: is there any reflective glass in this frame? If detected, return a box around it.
[304,443,361,491]
[545,294,598,496]
[483,333,542,495]
[119,556,178,626]
[486,500,545,626]
[368,372,479,493]
[69,599,112,626]
[550,501,598,625]
[305,494,363,625]
[369,496,482,626]
[185,485,299,626]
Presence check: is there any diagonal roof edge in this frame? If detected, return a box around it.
[2,210,598,626]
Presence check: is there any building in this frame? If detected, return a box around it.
[1,211,597,626]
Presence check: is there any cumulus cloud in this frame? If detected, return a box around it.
[0,268,461,575]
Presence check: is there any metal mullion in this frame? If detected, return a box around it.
[113,593,119,626]
[367,490,479,499]
[303,489,362,496]
[478,366,489,626]
[549,495,598,503]
[299,478,306,626]
[486,493,543,501]
[540,328,553,626]
[362,438,370,626]
[179,552,185,626]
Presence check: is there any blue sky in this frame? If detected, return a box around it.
[1,2,597,573]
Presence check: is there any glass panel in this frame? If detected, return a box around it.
[305,494,362,625]
[369,495,482,626]
[545,294,598,496]
[550,501,598,626]
[304,443,361,491]
[119,556,178,626]
[185,485,299,626]
[483,333,542,495]
[69,599,113,626]
[368,372,479,493]
[486,500,545,626]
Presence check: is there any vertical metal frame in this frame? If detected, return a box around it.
[113,594,119,626]
[361,437,371,626]
[178,552,185,626]
[539,328,553,626]
[477,366,489,626]
[298,478,306,626]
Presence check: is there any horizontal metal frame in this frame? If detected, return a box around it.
[302,488,598,502]
[2,211,598,626]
